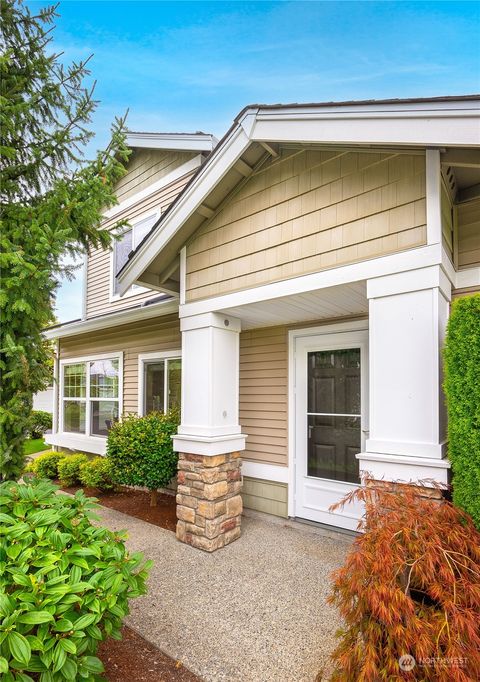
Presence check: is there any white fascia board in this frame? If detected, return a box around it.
[126,132,217,152]
[117,125,250,295]
[251,112,480,147]
[104,155,203,220]
[180,244,442,318]
[44,299,179,340]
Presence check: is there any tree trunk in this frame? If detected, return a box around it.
[150,489,158,507]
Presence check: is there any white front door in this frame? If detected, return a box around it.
[293,328,368,531]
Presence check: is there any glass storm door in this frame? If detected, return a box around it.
[294,329,368,530]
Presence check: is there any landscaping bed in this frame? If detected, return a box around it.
[99,625,199,681]
[60,483,178,532]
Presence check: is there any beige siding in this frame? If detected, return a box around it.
[239,326,288,466]
[457,199,480,268]
[186,149,426,301]
[115,148,196,202]
[59,315,180,414]
[452,286,480,299]
[86,168,196,318]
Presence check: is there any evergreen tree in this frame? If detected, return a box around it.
[0,0,130,479]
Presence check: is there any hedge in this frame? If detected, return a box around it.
[444,293,480,528]
[106,410,180,506]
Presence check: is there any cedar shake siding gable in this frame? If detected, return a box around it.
[185,149,427,301]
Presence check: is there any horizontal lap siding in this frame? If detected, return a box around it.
[186,149,426,301]
[239,326,288,466]
[59,315,181,414]
[457,199,480,268]
[86,169,196,318]
[114,149,196,202]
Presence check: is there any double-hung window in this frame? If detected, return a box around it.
[138,351,181,415]
[61,354,122,437]
[112,212,158,296]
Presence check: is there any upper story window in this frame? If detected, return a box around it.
[112,213,158,296]
[61,354,122,437]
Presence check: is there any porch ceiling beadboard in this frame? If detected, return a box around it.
[185,149,426,301]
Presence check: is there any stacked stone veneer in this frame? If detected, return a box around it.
[176,452,242,552]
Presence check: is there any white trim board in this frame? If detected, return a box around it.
[242,461,289,483]
[125,132,217,152]
[104,155,203,221]
[44,299,179,340]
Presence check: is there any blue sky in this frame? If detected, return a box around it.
[29,0,480,322]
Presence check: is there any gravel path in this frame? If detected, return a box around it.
[97,506,352,682]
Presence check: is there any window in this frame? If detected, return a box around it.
[112,213,158,295]
[139,352,181,415]
[61,355,121,437]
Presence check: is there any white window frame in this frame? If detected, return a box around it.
[59,352,123,438]
[109,210,160,302]
[138,350,181,416]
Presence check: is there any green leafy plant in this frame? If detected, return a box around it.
[27,451,64,480]
[107,410,180,506]
[58,455,89,487]
[444,293,480,528]
[328,480,480,681]
[0,478,151,681]
[28,411,53,439]
[79,458,115,492]
[0,0,130,481]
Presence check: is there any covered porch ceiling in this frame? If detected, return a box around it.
[219,280,368,330]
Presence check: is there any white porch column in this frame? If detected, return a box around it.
[358,265,451,485]
[173,312,246,552]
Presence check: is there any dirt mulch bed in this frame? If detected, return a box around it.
[59,484,178,532]
[98,625,199,681]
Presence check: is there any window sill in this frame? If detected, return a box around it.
[45,433,107,455]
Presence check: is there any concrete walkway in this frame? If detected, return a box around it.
[98,506,352,682]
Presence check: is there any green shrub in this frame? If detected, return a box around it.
[79,457,115,491]
[107,410,180,506]
[444,293,480,528]
[57,454,89,487]
[28,410,53,439]
[0,478,151,681]
[28,451,63,479]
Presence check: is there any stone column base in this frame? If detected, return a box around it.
[176,452,242,552]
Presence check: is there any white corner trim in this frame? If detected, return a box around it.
[241,460,289,483]
[104,155,203,221]
[179,246,186,305]
[137,349,181,416]
[44,298,178,340]
[426,149,442,245]
[45,432,107,455]
[173,433,247,456]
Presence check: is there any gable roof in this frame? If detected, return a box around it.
[116,95,480,295]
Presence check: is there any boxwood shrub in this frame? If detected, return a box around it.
[26,451,63,480]
[106,410,180,506]
[57,454,89,487]
[79,458,115,492]
[444,293,480,528]
[0,479,151,681]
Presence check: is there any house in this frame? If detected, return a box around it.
[45,95,480,551]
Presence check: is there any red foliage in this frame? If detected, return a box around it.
[328,480,480,681]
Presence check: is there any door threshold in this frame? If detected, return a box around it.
[291,516,360,538]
